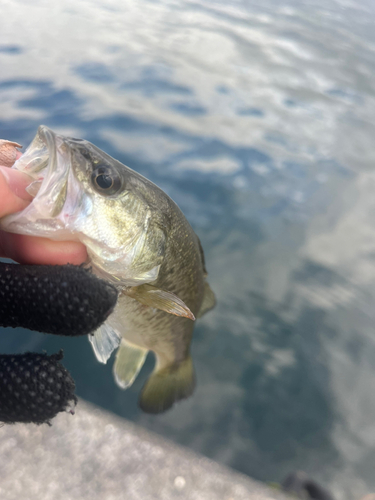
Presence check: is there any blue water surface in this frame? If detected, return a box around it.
[1,0,375,498]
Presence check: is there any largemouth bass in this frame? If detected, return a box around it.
[0,126,215,413]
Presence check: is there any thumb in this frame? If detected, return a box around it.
[0,166,33,217]
[0,140,22,167]
[0,140,33,217]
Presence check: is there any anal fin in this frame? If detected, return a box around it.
[113,339,148,389]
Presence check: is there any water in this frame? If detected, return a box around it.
[1,0,375,497]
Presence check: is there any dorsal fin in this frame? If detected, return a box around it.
[197,236,208,277]
[197,281,216,318]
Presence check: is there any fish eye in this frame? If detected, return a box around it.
[91,166,122,195]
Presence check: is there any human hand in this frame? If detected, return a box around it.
[0,140,87,265]
[0,139,118,425]
[0,139,118,337]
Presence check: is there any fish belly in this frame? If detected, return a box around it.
[108,294,176,354]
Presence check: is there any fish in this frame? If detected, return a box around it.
[0,125,216,413]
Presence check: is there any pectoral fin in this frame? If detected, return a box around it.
[123,284,195,321]
[89,322,121,364]
[113,339,148,389]
[197,281,216,318]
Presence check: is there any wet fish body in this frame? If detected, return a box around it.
[0,126,215,413]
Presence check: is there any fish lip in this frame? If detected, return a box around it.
[10,124,58,180]
[36,125,58,175]
[38,125,57,159]
[0,125,77,235]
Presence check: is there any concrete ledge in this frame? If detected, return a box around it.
[0,399,289,500]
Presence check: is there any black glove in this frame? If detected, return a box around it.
[0,262,118,425]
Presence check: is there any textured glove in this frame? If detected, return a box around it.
[0,263,118,425]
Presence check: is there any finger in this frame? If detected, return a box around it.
[0,145,87,266]
[0,263,118,336]
[0,140,32,216]
[0,140,22,167]
[0,167,33,217]
[0,232,87,266]
[0,351,77,425]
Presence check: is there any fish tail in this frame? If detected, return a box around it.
[139,355,195,414]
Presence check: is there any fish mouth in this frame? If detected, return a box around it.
[19,125,66,216]
[0,125,85,240]
[16,125,56,180]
